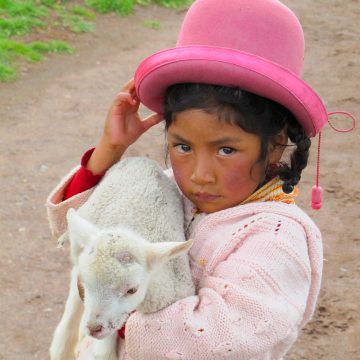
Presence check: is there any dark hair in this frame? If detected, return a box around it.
[164,83,311,193]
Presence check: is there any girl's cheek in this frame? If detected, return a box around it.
[170,156,188,186]
[172,164,187,182]
[222,160,263,192]
[223,169,246,191]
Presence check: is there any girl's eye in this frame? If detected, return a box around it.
[174,144,191,153]
[126,287,138,295]
[219,147,235,156]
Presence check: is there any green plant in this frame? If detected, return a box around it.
[144,20,161,30]
[56,4,96,33]
[154,0,192,8]
[0,63,15,81]
[0,38,73,81]
[85,0,134,15]
[0,17,45,36]
[0,0,100,81]
[85,0,192,15]
[0,0,193,82]
[72,5,96,20]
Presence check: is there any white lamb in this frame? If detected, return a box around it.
[50,157,194,360]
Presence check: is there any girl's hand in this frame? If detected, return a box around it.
[103,79,162,149]
[86,79,162,174]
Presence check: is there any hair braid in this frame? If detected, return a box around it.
[278,119,311,193]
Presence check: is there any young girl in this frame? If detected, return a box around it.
[46,0,352,358]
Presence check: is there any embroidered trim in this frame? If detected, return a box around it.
[241,177,298,205]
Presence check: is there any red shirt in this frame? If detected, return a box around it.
[63,148,104,199]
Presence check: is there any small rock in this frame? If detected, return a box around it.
[39,164,48,172]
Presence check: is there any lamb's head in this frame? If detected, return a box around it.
[66,208,193,339]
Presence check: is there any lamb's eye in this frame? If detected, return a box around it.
[127,287,137,295]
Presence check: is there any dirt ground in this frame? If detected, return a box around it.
[0,1,359,359]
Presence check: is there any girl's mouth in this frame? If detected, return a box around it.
[193,192,220,202]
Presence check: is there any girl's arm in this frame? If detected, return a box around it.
[46,79,162,236]
[86,79,162,174]
[65,78,162,199]
[124,218,321,359]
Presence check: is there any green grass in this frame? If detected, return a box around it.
[144,19,161,30]
[154,0,193,8]
[55,4,96,33]
[0,0,192,82]
[85,0,192,15]
[0,17,45,36]
[0,0,95,81]
[72,5,97,20]
[0,37,74,81]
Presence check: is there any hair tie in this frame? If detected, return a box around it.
[282,182,294,194]
[311,111,356,210]
[294,133,304,144]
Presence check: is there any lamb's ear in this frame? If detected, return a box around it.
[66,208,99,252]
[146,239,193,270]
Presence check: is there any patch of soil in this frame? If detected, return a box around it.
[0,1,359,359]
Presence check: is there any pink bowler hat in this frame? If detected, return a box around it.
[135,0,328,137]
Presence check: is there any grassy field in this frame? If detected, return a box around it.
[0,0,192,82]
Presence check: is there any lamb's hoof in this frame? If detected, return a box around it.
[57,233,69,248]
[56,241,64,249]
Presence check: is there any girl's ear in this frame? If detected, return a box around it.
[268,128,288,165]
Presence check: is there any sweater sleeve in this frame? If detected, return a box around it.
[46,148,103,238]
[124,218,314,360]
[63,148,104,199]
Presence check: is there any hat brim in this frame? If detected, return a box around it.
[135,46,327,137]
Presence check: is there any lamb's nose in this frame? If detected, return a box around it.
[87,324,103,337]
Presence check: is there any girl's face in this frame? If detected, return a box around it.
[167,109,268,213]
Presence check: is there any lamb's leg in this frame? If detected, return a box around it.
[50,267,84,360]
[75,312,87,355]
[87,332,118,360]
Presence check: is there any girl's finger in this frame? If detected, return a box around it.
[116,79,138,105]
[116,91,132,99]
[122,78,135,91]
[142,113,163,130]
[116,92,137,105]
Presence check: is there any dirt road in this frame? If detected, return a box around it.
[0,1,359,359]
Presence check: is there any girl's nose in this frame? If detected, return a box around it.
[190,160,215,185]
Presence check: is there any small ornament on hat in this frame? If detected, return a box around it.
[311,111,356,210]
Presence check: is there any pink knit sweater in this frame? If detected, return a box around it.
[46,167,322,360]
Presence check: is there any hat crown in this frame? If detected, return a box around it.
[177,0,305,75]
[135,0,328,138]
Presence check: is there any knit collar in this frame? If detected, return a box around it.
[192,177,298,215]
